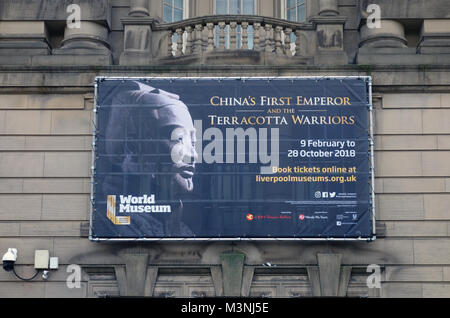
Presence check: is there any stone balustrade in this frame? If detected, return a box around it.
[156,15,314,58]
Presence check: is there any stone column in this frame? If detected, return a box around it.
[318,0,339,16]
[359,20,407,49]
[58,21,110,52]
[356,20,421,64]
[53,21,112,65]
[129,0,150,17]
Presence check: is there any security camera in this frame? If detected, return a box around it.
[2,248,17,272]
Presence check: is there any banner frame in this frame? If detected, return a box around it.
[89,76,376,242]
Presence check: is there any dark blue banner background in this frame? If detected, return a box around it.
[92,77,373,239]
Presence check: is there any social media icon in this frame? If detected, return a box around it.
[314,191,321,199]
[336,221,342,226]
[330,192,336,198]
[322,192,329,198]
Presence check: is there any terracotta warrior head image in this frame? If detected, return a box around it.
[102,80,198,198]
[98,80,198,236]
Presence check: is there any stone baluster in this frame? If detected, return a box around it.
[271,29,275,51]
[241,22,249,50]
[206,23,215,52]
[253,23,261,51]
[185,26,193,55]
[295,29,302,56]
[265,24,273,53]
[275,26,283,54]
[218,22,226,50]
[284,28,293,57]
[175,28,184,56]
[230,22,238,50]
[167,30,174,56]
[194,24,203,54]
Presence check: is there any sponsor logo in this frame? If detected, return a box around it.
[106,194,172,225]
[247,214,292,221]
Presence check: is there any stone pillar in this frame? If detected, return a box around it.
[120,0,157,65]
[318,0,339,16]
[356,19,423,64]
[310,2,348,64]
[52,21,112,65]
[58,21,110,52]
[0,21,50,56]
[129,0,150,17]
[418,19,450,54]
[360,20,407,49]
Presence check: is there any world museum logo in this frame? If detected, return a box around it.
[106,194,172,225]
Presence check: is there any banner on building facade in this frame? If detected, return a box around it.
[91,77,375,240]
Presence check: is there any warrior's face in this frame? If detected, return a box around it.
[152,101,197,193]
[106,82,198,195]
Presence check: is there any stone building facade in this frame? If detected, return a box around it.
[0,0,449,297]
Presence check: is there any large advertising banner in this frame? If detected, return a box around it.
[91,77,374,240]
